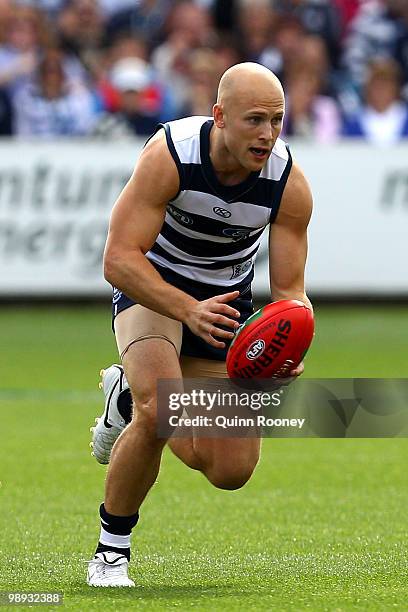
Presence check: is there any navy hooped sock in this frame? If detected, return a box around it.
[95,503,139,561]
[117,388,133,424]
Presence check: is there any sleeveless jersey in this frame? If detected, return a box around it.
[146,116,292,290]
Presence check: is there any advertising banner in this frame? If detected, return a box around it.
[0,140,406,297]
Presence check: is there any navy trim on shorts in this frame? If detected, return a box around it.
[111,262,254,361]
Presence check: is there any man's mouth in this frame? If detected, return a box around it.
[249,147,270,159]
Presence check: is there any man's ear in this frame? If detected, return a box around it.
[213,103,225,128]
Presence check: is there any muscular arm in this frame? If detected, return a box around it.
[104,130,196,321]
[269,162,313,310]
[104,129,240,348]
[268,162,313,376]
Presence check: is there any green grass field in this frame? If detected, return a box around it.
[1,304,407,611]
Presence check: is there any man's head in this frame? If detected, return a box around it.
[38,49,66,100]
[213,62,285,172]
[365,59,402,113]
[110,58,151,115]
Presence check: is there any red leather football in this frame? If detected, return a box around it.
[226,300,314,379]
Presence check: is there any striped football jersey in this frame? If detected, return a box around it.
[146,116,292,289]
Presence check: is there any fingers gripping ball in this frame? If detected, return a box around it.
[226,300,314,379]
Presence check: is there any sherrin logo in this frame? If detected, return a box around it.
[246,339,266,360]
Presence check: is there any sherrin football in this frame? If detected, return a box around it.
[226,300,314,379]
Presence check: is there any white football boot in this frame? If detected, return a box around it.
[90,364,132,464]
[87,552,135,587]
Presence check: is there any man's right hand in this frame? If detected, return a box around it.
[184,291,241,349]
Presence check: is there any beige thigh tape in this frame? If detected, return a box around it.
[114,304,182,360]
[114,304,227,378]
[120,334,179,361]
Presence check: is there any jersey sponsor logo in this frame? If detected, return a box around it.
[112,287,122,304]
[168,204,193,225]
[213,206,231,218]
[246,339,266,361]
[230,260,252,279]
[222,228,251,241]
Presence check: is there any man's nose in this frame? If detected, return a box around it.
[259,123,273,142]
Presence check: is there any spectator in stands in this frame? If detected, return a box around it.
[108,33,149,65]
[182,47,222,116]
[259,14,305,82]
[98,0,136,19]
[31,1,66,19]
[343,58,408,144]
[392,1,408,96]
[0,5,52,94]
[0,86,12,134]
[0,0,13,39]
[151,1,214,116]
[13,48,99,137]
[298,35,330,86]
[299,34,359,116]
[283,62,341,142]
[275,0,343,68]
[96,34,150,113]
[212,33,243,73]
[236,0,277,62]
[57,0,106,78]
[211,0,238,33]
[93,57,161,138]
[104,0,173,50]
[334,0,359,37]
[98,33,177,121]
[0,0,404,146]
[155,2,214,62]
[342,0,408,93]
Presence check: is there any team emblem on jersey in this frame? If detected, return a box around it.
[168,204,193,225]
[230,260,252,279]
[223,228,251,241]
[213,206,231,218]
[112,287,122,303]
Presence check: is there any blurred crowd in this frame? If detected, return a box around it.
[0,0,407,143]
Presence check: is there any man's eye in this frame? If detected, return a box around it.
[248,117,261,124]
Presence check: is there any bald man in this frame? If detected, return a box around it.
[87,63,313,586]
